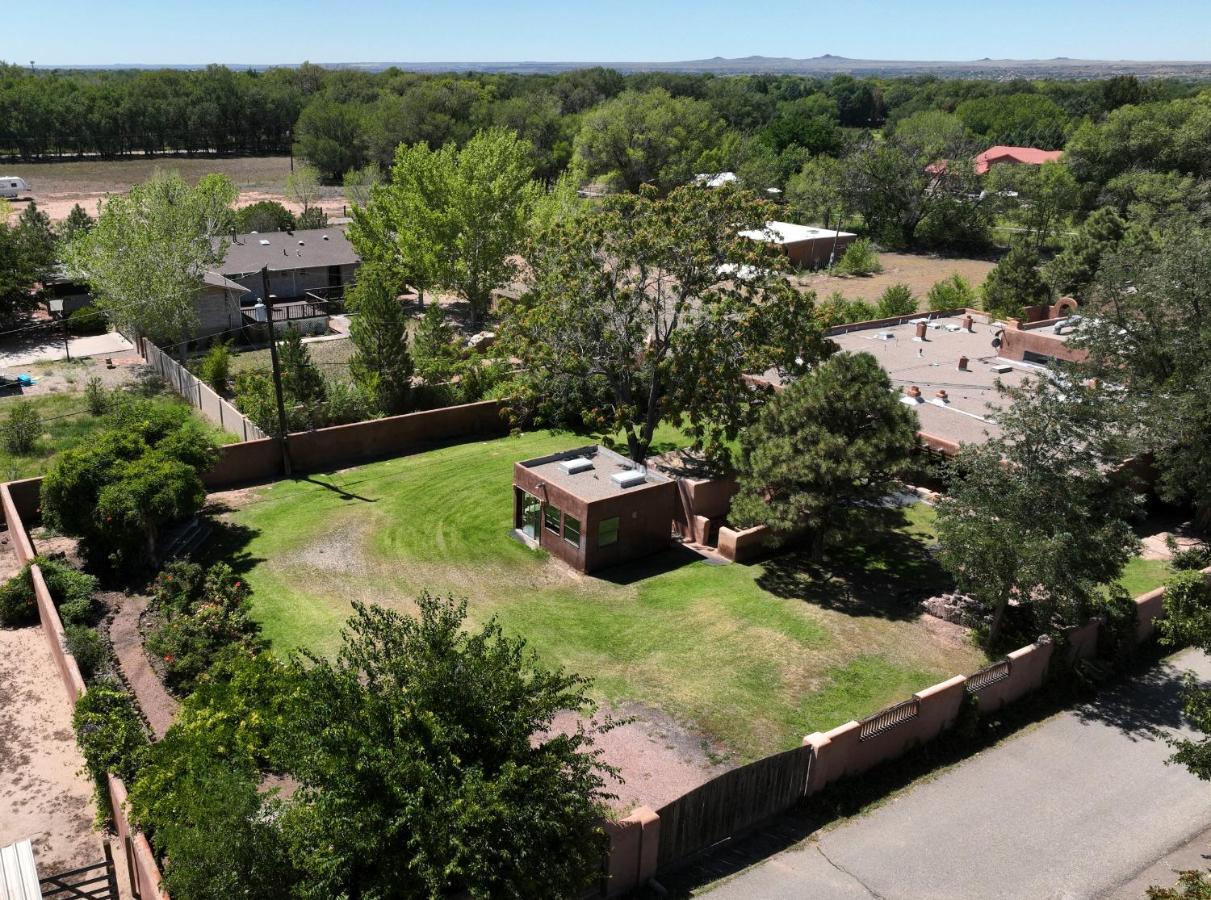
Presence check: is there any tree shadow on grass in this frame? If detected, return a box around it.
[196,512,265,577]
[756,507,952,621]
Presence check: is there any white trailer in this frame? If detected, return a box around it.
[0,176,29,199]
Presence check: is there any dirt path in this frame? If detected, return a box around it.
[108,595,178,739]
[548,703,731,814]
[0,625,103,874]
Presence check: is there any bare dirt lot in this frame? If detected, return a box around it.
[6,155,347,223]
[793,251,998,310]
[0,625,103,874]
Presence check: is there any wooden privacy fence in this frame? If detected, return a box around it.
[654,744,812,873]
[138,338,267,442]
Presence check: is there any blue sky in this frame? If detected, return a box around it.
[12,0,1209,66]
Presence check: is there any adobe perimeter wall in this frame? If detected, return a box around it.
[602,570,1207,892]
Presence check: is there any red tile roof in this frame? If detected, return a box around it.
[974,146,1064,175]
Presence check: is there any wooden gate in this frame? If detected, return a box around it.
[655,743,812,872]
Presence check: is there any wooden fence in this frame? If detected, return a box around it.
[654,744,812,872]
[139,338,267,442]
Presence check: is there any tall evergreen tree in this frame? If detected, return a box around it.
[730,352,920,558]
[347,267,413,415]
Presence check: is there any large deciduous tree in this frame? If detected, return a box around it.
[730,352,921,558]
[281,597,614,899]
[504,184,824,463]
[1077,230,1211,524]
[572,88,723,192]
[350,128,538,325]
[63,171,237,347]
[934,379,1140,648]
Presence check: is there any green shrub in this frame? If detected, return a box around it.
[0,557,97,626]
[72,680,149,785]
[146,562,261,694]
[84,376,108,415]
[816,291,878,328]
[2,401,42,454]
[1171,544,1211,572]
[927,273,979,311]
[198,342,232,392]
[64,306,108,336]
[835,238,883,276]
[875,283,917,318]
[40,414,217,570]
[319,379,373,426]
[66,624,107,681]
[0,566,37,625]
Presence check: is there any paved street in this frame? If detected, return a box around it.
[704,649,1211,900]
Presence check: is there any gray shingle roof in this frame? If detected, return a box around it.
[217,228,360,276]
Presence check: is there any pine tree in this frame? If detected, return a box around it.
[731,352,921,558]
[982,243,1051,319]
[347,267,413,415]
[278,325,326,408]
[412,302,461,385]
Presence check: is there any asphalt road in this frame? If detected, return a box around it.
[704,649,1211,900]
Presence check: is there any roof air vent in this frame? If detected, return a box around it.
[611,470,647,488]
[259,239,271,246]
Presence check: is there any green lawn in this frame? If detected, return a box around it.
[0,387,235,481]
[1118,556,1172,597]
[218,430,989,760]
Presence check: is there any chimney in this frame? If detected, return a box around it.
[958,355,969,371]
[935,390,949,403]
[914,321,928,341]
[906,385,922,401]
[961,314,974,332]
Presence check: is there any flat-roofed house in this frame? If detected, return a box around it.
[513,445,677,573]
[739,221,856,269]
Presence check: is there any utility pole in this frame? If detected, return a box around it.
[261,267,292,476]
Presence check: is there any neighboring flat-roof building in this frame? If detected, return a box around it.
[752,309,1084,454]
[974,146,1064,175]
[513,445,677,573]
[740,221,857,269]
[217,228,360,303]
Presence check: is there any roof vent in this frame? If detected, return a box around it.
[259,239,271,246]
[559,457,593,475]
[875,331,895,341]
[611,470,647,489]
[322,234,330,240]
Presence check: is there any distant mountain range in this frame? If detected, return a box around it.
[54,55,1211,79]
[58,55,1211,79]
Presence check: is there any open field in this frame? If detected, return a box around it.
[793,251,998,310]
[6,155,347,223]
[213,428,990,762]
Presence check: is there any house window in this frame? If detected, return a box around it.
[544,505,561,534]
[563,514,581,546]
[598,517,620,547]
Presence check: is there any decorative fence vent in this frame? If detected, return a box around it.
[966,658,1012,693]
[858,698,920,741]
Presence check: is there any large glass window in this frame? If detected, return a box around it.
[563,514,581,546]
[521,493,540,539]
[598,516,620,547]
[544,505,561,534]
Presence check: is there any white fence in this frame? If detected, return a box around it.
[138,338,267,442]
